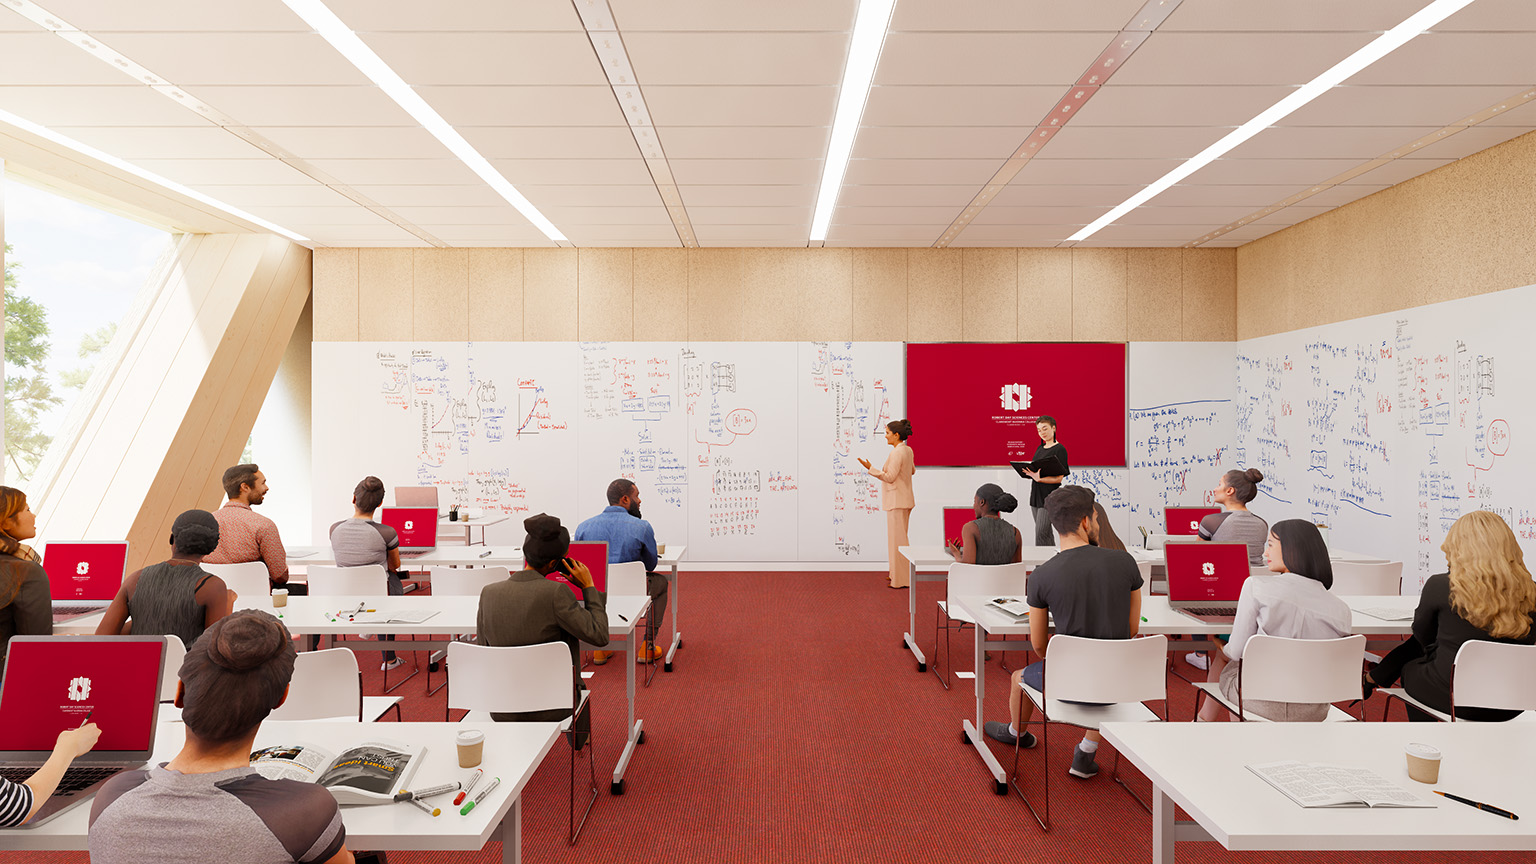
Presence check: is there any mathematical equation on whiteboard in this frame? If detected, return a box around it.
[811,342,890,556]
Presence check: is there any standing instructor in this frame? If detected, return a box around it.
[860,419,916,589]
[1021,415,1068,546]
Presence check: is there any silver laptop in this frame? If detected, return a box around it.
[0,635,165,826]
[42,541,129,622]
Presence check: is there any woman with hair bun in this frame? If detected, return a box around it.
[947,483,1022,565]
[860,419,916,588]
[95,510,233,645]
[1199,467,1269,566]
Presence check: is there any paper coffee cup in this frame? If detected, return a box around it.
[1405,743,1441,783]
[457,729,485,768]
[272,588,288,608]
[657,543,667,556]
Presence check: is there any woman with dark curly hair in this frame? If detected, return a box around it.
[95,510,233,646]
[860,419,916,588]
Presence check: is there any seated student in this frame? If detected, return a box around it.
[477,514,608,747]
[1198,520,1352,721]
[89,610,353,864]
[1365,510,1536,721]
[204,463,299,594]
[575,479,665,665]
[983,486,1143,779]
[1198,468,1268,565]
[946,483,1022,565]
[96,511,233,648]
[0,721,101,827]
[328,476,405,671]
[0,487,51,664]
[1090,502,1127,552]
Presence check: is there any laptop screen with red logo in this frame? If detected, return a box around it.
[379,507,438,550]
[0,637,163,754]
[1164,507,1221,536]
[1164,542,1251,604]
[547,541,609,599]
[943,507,973,548]
[42,542,129,603]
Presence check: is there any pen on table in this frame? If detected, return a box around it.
[459,776,500,815]
[1434,791,1519,820]
[617,614,628,622]
[453,769,484,805]
[405,797,439,817]
[478,550,493,558]
[394,781,461,801]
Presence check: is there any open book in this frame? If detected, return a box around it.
[986,596,1030,618]
[1247,761,1433,809]
[251,740,424,805]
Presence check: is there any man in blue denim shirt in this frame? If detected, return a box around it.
[575,479,665,664]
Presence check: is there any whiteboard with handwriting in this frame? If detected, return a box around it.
[1235,284,1536,591]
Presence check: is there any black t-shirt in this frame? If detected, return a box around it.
[1025,545,1142,639]
[1028,442,1069,508]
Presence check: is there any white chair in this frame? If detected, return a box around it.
[933,562,1030,689]
[421,567,511,695]
[158,635,186,723]
[446,642,596,844]
[1012,634,1169,831]
[306,564,416,691]
[1330,561,1403,595]
[606,561,653,669]
[268,648,401,722]
[1193,635,1367,722]
[199,561,272,600]
[1135,559,1153,599]
[1381,640,1536,722]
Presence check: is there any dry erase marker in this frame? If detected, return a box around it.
[406,797,439,817]
[393,781,461,801]
[478,550,493,559]
[459,776,500,815]
[454,769,484,805]
[77,710,94,729]
[617,613,628,622]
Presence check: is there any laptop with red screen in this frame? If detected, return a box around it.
[1164,507,1221,536]
[379,507,439,552]
[0,636,165,826]
[547,541,608,599]
[43,541,129,610]
[943,507,973,549]
[1165,542,1252,620]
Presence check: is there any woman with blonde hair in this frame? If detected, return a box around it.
[1365,511,1536,720]
[0,487,51,665]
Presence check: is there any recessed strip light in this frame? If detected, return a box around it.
[809,0,897,244]
[280,0,569,245]
[572,0,698,248]
[933,0,1182,248]
[1069,0,1480,243]
[1186,86,1536,247]
[0,107,310,243]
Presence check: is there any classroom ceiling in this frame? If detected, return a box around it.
[2,0,1535,248]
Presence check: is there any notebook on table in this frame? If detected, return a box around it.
[548,541,608,599]
[1165,541,1252,623]
[379,507,438,558]
[0,636,166,826]
[42,541,129,621]
[1164,507,1221,536]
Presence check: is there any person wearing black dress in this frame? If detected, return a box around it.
[1020,416,1068,546]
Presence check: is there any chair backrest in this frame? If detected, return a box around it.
[307,564,388,595]
[1042,634,1168,704]
[447,642,573,714]
[268,648,362,721]
[1239,634,1367,706]
[608,561,647,595]
[159,635,186,702]
[199,561,272,600]
[1135,559,1153,598]
[946,561,1029,602]
[1453,640,1536,714]
[395,486,439,508]
[1329,561,1403,596]
[428,566,510,597]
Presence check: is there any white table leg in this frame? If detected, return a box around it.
[904,557,926,671]
[611,608,645,793]
[499,796,521,864]
[664,562,680,671]
[1153,786,1175,864]
[961,620,1006,791]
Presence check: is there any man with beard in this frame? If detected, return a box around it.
[204,464,301,594]
[575,478,664,665]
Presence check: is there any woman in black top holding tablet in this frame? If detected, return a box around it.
[1021,416,1068,546]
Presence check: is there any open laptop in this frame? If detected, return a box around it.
[0,635,165,826]
[379,506,438,559]
[1165,541,1252,623]
[942,507,973,549]
[43,541,129,621]
[1164,506,1221,536]
[547,541,608,599]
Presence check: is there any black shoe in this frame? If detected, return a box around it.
[983,721,1037,749]
[1361,669,1379,700]
[1068,747,1100,779]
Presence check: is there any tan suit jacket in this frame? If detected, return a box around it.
[870,442,916,511]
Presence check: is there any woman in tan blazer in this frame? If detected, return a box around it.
[860,419,916,588]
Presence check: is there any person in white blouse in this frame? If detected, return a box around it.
[1197,519,1352,722]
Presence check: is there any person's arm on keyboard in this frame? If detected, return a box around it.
[13,723,101,825]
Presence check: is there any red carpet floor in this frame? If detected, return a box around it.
[4,571,1528,863]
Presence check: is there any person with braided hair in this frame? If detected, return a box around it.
[95,510,234,646]
[0,487,51,665]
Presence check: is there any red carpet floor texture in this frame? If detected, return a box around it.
[4,570,1530,863]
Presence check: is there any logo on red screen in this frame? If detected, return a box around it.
[76,561,90,575]
[68,676,92,701]
[404,520,414,531]
[999,383,1031,412]
[1201,562,1215,576]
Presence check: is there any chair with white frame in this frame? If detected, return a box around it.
[306,564,418,692]
[606,561,657,681]
[157,635,187,723]
[1330,561,1403,596]
[199,561,272,601]
[268,647,401,722]
[1012,634,1169,831]
[421,566,511,695]
[446,641,596,845]
[933,562,1030,689]
[1381,640,1536,722]
[1193,634,1367,722]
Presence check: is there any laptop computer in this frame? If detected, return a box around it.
[547,541,609,599]
[0,635,166,826]
[942,507,973,549]
[1164,506,1221,536]
[1165,541,1252,623]
[379,507,439,558]
[42,541,129,621]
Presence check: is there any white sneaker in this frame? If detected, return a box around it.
[381,658,404,671]
[1185,652,1209,671]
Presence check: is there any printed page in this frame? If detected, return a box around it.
[1247,761,1362,808]
[317,741,417,796]
[250,743,335,783]
[352,609,439,624]
[1313,765,1434,808]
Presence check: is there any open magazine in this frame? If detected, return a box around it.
[1247,761,1434,809]
[986,596,1031,618]
[251,740,424,805]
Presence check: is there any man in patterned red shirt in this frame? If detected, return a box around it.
[204,464,300,594]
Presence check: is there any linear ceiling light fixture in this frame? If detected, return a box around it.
[280,0,569,245]
[1068,0,1480,243]
[809,0,897,244]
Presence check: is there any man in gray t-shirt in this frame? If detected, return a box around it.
[328,476,404,669]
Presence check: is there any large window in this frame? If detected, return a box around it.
[3,177,170,481]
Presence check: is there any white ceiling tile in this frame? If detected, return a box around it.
[418,86,623,127]
[189,183,359,207]
[694,224,810,240]
[1161,0,1428,31]
[966,205,1117,226]
[1251,205,1335,225]
[834,206,963,224]
[360,32,608,86]
[1198,239,1247,247]
[1068,239,1186,247]
[876,32,1114,86]
[129,157,315,185]
[460,127,640,160]
[492,158,656,186]
[697,239,806,247]
[0,34,142,85]
[48,125,270,159]
[342,239,435,247]
[1338,157,1455,186]
[1300,184,1390,207]
[1116,33,1376,87]
[626,33,849,86]
[36,0,307,31]
[1153,183,1313,207]
[1351,33,1536,86]
[662,127,828,160]
[825,239,934,247]
[990,184,1145,206]
[824,225,948,242]
[184,86,409,126]
[892,0,1148,31]
[562,224,680,242]
[0,86,207,126]
[1116,205,1262,226]
[105,33,369,86]
[845,158,1003,185]
[305,224,438,243]
[348,185,508,207]
[1226,126,1442,160]
[668,159,822,185]
[1084,223,1206,242]
[0,11,45,30]
[1033,126,1229,160]
[247,207,392,227]
[1212,222,1287,243]
[1279,85,1518,126]
[687,206,813,226]
[549,238,677,247]
[1183,158,1360,186]
[1480,99,1536,127]
[852,127,1034,160]
[250,126,443,160]
[328,0,583,31]
[1436,0,1536,30]
[862,85,1064,126]
[837,185,982,206]
[427,226,556,242]
[540,206,674,226]
[951,224,1072,242]
[611,0,856,31]
[1407,125,1533,160]
[1012,158,1184,186]
[387,206,532,225]
[521,185,664,207]
[303,158,484,187]
[678,185,814,207]
[643,86,836,126]
[1071,85,1294,126]
[952,239,1067,247]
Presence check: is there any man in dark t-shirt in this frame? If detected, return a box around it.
[983,485,1142,780]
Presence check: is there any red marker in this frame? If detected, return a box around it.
[453,769,483,806]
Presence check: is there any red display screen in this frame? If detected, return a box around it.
[43,542,129,601]
[0,639,162,752]
[943,507,973,548]
[547,541,609,599]
[905,343,1127,467]
[379,507,438,549]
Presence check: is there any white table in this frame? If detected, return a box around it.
[1100,721,1536,863]
[58,593,654,794]
[438,513,508,546]
[0,721,561,864]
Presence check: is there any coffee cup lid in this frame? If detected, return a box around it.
[1405,742,1441,759]
[456,729,485,745]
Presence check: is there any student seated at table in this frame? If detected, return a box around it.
[983,485,1143,779]
[477,513,608,747]
[575,478,664,665]
[946,483,1022,565]
[96,510,233,647]
[0,721,101,827]
[1198,520,1351,722]
[1364,510,1536,721]
[1090,502,1126,551]
[1198,468,1268,565]
[204,463,301,594]
[329,476,405,671]
[89,610,353,864]
[0,486,51,664]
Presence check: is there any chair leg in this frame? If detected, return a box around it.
[1011,711,1050,831]
[931,605,949,689]
[568,717,598,845]
[1111,749,1152,813]
[382,635,421,694]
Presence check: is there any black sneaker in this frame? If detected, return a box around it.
[1069,746,1100,779]
[983,721,1037,749]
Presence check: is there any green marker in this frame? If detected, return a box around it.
[1141,616,1148,622]
[459,776,500,815]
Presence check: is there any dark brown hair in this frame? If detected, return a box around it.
[1223,467,1264,504]
[607,478,638,506]
[1092,502,1126,551]
[886,419,912,441]
[178,610,296,743]
[1044,485,1096,536]
[222,464,260,500]
[353,476,386,514]
[1269,519,1332,589]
